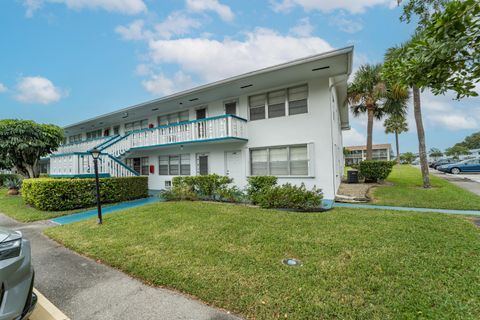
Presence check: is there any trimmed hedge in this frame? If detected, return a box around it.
[22,176,148,211]
[166,174,233,201]
[359,160,396,182]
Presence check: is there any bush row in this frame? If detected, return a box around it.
[22,176,148,211]
[163,174,323,210]
[358,160,396,182]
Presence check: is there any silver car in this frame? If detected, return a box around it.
[0,228,37,320]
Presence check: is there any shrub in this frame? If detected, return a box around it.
[217,185,246,203]
[0,174,21,186]
[246,176,278,204]
[22,176,148,211]
[257,183,323,210]
[359,160,396,182]
[170,174,232,201]
[4,176,22,190]
[161,184,198,201]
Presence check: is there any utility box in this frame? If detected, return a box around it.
[347,170,359,184]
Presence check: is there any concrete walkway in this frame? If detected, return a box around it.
[334,202,480,216]
[430,170,480,196]
[0,214,240,320]
[51,196,162,225]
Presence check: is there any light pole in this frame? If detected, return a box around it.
[90,147,103,225]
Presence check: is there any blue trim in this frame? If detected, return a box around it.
[60,135,111,148]
[106,154,140,176]
[122,114,248,136]
[334,202,480,216]
[99,134,131,151]
[50,152,91,158]
[129,136,248,151]
[49,173,111,178]
[91,134,120,150]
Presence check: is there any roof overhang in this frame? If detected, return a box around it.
[64,46,354,135]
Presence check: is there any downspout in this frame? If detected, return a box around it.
[328,78,344,199]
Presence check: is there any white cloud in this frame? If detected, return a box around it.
[343,127,366,146]
[289,17,314,37]
[186,0,234,22]
[270,0,395,14]
[0,83,7,93]
[15,76,66,104]
[428,114,478,131]
[23,0,147,17]
[147,27,333,82]
[116,13,201,41]
[330,14,363,33]
[115,20,150,41]
[142,71,195,96]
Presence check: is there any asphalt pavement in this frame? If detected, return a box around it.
[0,214,241,320]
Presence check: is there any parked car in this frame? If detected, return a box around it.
[0,228,37,320]
[432,158,455,170]
[438,158,480,174]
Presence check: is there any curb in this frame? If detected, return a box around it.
[30,289,70,320]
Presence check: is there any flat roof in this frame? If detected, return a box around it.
[64,46,353,134]
[346,144,392,151]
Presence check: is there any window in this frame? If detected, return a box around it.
[86,129,102,140]
[125,119,148,133]
[68,134,82,143]
[249,94,266,120]
[159,154,191,176]
[197,154,209,175]
[196,108,207,120]
[250,145,309,176]
[126,157,149,176]
[249,84,308,121]
[288,85,308,115]
[268,90,286,118]
[225,101,237,115]
[113,126,120,135]
[158,110,190,126]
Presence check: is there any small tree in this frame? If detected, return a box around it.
[384,115,408,164]
[0,120,64,178]
[400,152,416,164]
[429,148,443,160]
[445,145,470,160]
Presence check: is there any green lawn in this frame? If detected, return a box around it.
[0,188,87,222]
[371,165,480,210]
[45,202,480,319]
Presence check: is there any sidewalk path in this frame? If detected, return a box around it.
[51,197,162,225]
[334,202,480,216]
[0,214,240,320]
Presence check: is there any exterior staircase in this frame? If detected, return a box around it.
[49,114,247,178]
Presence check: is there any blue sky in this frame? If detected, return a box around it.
[0,0,478,152]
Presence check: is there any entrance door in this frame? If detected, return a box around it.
[196,108,207,119]
[198,155,209,175]
[225,151,243,183]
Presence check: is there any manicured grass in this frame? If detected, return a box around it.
[0,188,87,222]
[45,202,480,319]
[372,165,480,210]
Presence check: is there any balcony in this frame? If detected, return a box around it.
[101,115,248,158]
[53,135,115,155]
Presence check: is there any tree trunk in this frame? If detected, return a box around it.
[366,107,374,160]
[395,130,400,164]
[25,164,35,179]
[412,85,430,188]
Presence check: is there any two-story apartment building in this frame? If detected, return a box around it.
[47,47,353,200]
[344,144,392,165]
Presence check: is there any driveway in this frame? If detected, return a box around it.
[0,214,240,320]
[430,169,480,196]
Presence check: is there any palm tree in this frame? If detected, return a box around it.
[384,115,408,164]
[347,64,386,160]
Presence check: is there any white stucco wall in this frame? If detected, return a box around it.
[124,77,344,199]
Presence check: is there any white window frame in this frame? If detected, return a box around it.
[158,154,191,176]
[248,84,308,121]
[249,144,313,177]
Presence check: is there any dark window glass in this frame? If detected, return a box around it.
[198,155,208,175]
[225,102,237,115]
